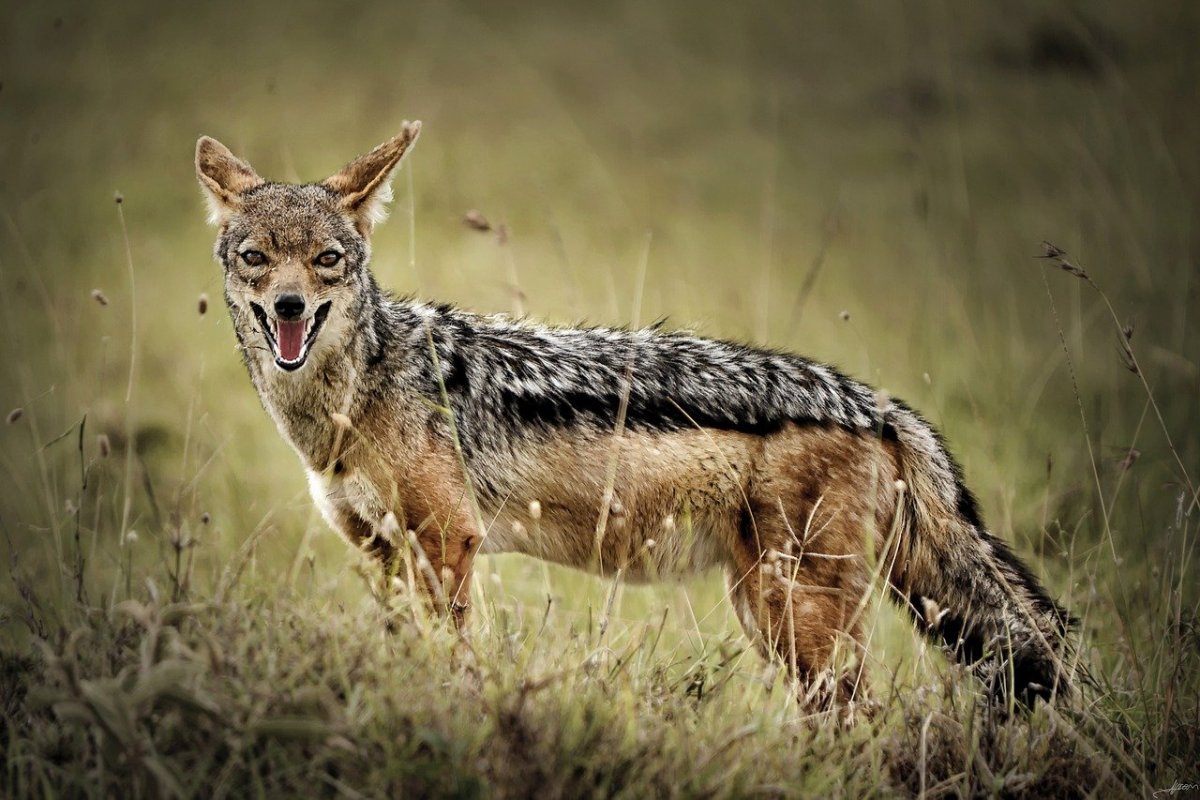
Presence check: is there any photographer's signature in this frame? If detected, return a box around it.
[1154,781,1200,797]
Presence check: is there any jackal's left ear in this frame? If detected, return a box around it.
[322,121,421,233]
[195,136,264,224]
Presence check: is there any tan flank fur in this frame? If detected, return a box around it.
[195,125,1073,712]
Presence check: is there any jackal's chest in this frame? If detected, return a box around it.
[305,467,389,533]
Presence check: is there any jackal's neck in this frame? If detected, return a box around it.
[233,291,385,472]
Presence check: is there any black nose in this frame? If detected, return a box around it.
[274,294,305,320]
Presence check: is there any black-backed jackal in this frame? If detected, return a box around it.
[195,124,1072,712]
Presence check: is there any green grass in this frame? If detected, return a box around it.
[1,0,1197,796]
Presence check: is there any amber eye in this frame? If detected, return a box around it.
[240,250,268,267]
[315,250,342,268]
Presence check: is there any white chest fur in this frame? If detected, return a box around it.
[306,467,388,533]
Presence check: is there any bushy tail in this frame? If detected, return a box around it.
[883,402,1074,706]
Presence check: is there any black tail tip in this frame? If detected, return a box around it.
[980,648,1072,710]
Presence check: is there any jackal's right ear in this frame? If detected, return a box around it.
[322,121,421,233]
[195,136,264,224]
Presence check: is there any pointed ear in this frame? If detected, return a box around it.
[195,136,264,224]
[321,121,421,232]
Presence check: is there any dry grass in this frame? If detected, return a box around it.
[1,0,1197,796]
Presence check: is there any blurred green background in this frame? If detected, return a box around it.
[0,0,1196,681]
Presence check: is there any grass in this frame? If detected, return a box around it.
[1,0,1198,796]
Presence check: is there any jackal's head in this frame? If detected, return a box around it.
[195,123,420,373]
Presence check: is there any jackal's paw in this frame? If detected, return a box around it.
[797,670,873,726]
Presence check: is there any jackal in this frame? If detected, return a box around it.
[195,123,1072,709]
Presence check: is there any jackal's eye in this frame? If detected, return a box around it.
[240,250,268,267]
[314,250,342,268]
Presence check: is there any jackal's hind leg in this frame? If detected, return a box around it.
[726,512,871,716]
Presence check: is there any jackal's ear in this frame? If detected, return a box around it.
[322,121,421,233]
[195,136,264,225]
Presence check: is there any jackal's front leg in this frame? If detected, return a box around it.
[330,499,476,629]
[402,512,477,630]
[387,458,482,630]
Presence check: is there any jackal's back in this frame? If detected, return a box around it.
[405,304,885,493]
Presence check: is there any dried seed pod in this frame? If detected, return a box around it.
[1039,241,1088,279]
[1116,448,1140,473]
[1040,241,1066,259]
[920,597,945,627]
[463,209,491,232]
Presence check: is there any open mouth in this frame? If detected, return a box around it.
[250,301,332,371]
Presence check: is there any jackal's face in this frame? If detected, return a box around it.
[195,124,419,373]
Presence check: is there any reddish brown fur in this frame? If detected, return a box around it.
[314,415,903,709]
[477,422,902,710]
[199,128,1068,710]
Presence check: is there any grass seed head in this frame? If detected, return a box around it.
[463,209,492,232]
[1116,448,1140,473]
[920,597,942,626]
[1039,240,1089,278]
[874,389,891,413]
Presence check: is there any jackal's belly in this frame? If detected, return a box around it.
[480,507,735,581]
[474,427,763,580]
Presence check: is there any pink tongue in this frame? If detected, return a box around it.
[276,320,306,361]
